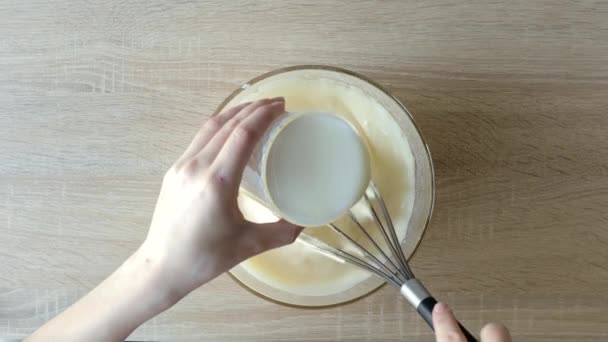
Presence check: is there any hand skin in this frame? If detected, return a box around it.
[27,98,302,342]
[26,98,512,342]
[433,302,512,342]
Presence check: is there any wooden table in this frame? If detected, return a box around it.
[2,1,607,340]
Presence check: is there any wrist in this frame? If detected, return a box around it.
[29,247,187,341]
[119,246,185,313]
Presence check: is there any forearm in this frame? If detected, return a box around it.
[27,248,181,342]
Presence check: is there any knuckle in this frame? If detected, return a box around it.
[209,171,231,190]
[169,160,199,184]
[233,125,257,144]
[204,117,222,131]
[182,159,199,177]
[226,117,241,129]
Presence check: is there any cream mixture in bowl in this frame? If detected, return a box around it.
[217,66,434,307]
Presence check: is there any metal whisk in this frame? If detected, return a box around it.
[299,181,477,342]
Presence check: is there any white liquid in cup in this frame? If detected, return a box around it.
[261,112,371,226]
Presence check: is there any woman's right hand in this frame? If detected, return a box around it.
[433,302,511,342]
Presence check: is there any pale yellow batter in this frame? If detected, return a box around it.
[232,74,416,297]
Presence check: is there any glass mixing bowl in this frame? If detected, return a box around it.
[216,65,434,307]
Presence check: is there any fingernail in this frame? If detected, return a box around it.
[434,302,450,314]
[270,96,284,102]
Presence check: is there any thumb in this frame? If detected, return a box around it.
[432,302,466,342]
[246,220,304,254]
[480,323,511,342]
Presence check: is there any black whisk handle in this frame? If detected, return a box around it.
[417,297,477,342]
[401,279,477,342]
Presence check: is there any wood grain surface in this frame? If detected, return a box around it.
[1,0,608,340]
